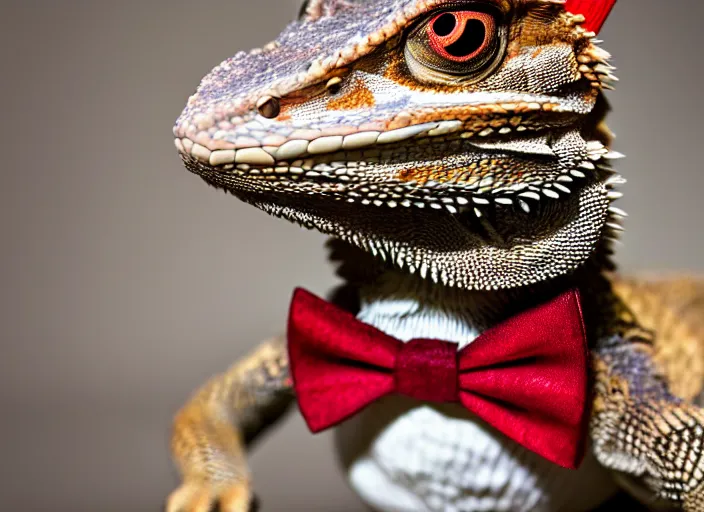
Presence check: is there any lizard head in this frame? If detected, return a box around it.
[174,0,623,290]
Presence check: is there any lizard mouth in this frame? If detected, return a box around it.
[178,128,624,289]
[179,127,613,216]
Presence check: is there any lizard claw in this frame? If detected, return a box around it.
[166,481,254,512]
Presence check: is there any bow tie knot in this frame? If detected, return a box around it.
[396,339,459,403]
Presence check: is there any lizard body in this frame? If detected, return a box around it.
[167,1,704,510]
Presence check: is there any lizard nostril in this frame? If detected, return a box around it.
[256,95,280,119]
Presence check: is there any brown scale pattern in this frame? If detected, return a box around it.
[167,337,293,512]
[612,276,704,402]
[327,78,376,110]
[590,354,704,509]
[587,277,704,511]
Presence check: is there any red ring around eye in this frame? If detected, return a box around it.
[427,11,495,63]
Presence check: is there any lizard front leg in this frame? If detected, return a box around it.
[591,335,704,511]
[166,336,293,512]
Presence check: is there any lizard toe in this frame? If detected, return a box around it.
[166,481,253,512]
[215,482,254,512]
[166,482,214,512]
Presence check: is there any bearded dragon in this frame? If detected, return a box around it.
[166,1,704,511]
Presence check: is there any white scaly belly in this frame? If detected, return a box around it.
[333,291,619,512]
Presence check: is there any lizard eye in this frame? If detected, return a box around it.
[405,7,506,84]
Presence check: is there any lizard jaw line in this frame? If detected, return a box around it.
[174,120,466,167]
[174,118,579,169]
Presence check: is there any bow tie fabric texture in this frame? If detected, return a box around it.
[287,288,591,470]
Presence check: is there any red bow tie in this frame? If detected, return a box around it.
[287,288,590,470]
[565,0,617,33]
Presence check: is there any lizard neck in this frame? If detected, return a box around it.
[356,271,576,349]
[329,240,614,348]
[356,271,512,348]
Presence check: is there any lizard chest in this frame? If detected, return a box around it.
[335,399,617,512]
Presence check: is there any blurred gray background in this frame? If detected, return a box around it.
[0,1,702,510]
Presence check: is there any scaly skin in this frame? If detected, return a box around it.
[167,338,292,512]
[167,1,704,510]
